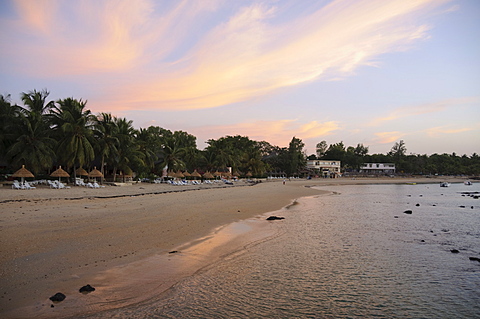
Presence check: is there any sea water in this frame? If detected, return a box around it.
[87,183,480,318]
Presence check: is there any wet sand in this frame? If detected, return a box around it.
[0,176,467,318]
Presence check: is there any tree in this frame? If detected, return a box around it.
[7,110,56,174]
[51,98,96,176]
[316,140,328,158]
[6,90,56,173]
[112,118,144,181]
[285,137,306,177]
[93,113,119,179]
[324,141,346,162]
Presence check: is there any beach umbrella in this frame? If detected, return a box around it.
[167,170,176,178]
[175,170,185,179]
[75,167,88,176]
[203,171,214,179]
[183,171,191,178]
[12,165,34,185]
[246,171,252,177]
[50,166,70,182]
[191,170,202,179]
[88,167,103,182]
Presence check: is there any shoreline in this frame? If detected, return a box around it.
[0,176,470,318]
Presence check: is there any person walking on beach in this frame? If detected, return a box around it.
[283,179,286,185]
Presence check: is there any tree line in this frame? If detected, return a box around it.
[0,90,307,180]
[1,89,478,180]
[312,140,480,176]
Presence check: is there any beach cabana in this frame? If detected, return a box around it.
[51,166,70,182]
[88,167,103,182]
[12,165,34,185]
[75,167,88,176]
[202,171,214,179]
[175,170,185,179]
[191,170,202,180]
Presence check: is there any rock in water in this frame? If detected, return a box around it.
[266,216,285,220]
[79,284,95,293]
[403,210,413,214]
[49,292,66,302]
[450,249,460,253]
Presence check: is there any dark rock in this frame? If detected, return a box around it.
[420,240,425,242]
[49,292,66,302]
[450,249,460,253]
[394,216,398,218]
[266,216,285,220]
[469,257,480,262]
[459,205,466,208]
[169,250,179,254]
[79,284,95,293]
[403,210,413,214]
[415,203,420,206]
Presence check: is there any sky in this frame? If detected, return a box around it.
[1,0,479,156]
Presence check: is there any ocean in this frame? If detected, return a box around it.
[86,182,480,318]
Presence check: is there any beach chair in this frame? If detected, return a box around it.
[12,180,26,190]
[87,182,96,188]
[93,182,104,188]
[24,181,36,189]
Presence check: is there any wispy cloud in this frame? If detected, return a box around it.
[1,0,452,110]
[189,120,340,147]
[424,124,478,137]
[373,131,405,144]
[368,96,480,126]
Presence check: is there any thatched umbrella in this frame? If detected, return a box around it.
[51,166,70,182]
[246,171,253,177]
[203,171,214,179]
[75,167,88,176]
[183,171,191,178]
[12,165,34,185]
[88,167,103,182]
[175,170,185,179]
[191,169,202,179]
[233,170,242,177]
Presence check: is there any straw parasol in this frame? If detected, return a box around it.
[191,169,202,179]
[183,171,191,177]
[213,171,222,178]
[50,166,70,182]
[88,167,103,182]
[75,167,88,176]
[202,171,214,179]
[246,171,253,177]
[12,165,34,184]
[175,170,185,179]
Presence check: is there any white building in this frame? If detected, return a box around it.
[360,163,396,174]
[306,160,341,178]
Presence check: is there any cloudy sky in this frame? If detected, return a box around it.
[1,0,479,155]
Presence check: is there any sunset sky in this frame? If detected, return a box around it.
[1,0,479,155]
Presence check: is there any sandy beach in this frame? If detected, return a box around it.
[0,176,468,318]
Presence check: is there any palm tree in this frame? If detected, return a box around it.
[6,91,57,173]
[112,117,144,182]
[0,94,22,160]
[51,98,96,180]
[94,113,119,180]
[158,135,186,173]
[7,111,56,174]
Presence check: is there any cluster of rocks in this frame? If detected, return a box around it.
[49,284,95,307]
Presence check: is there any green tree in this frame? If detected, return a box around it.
[316,140,328,158]
[285,137,306,177]
[51,98,96,178]
[93,113,119,179]
[112,118,144,181]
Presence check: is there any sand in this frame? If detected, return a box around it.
[0,176,467,318]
